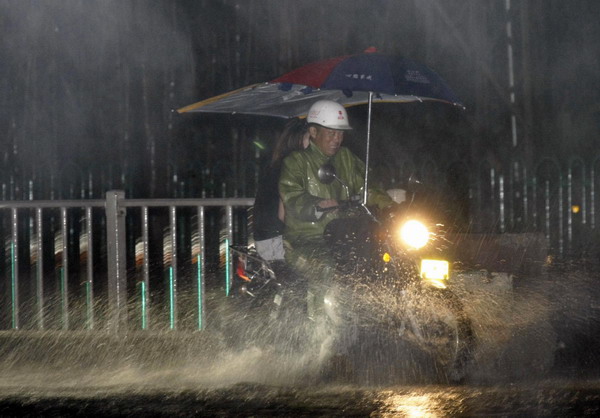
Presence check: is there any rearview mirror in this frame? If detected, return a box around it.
[318,163,351,199]
[317,164,336,184]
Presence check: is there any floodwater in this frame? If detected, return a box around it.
[0,263,599,417]
[1,379,600,416]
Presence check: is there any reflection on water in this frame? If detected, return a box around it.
[1,378,599,417]
[379,393,441,417]
[375,389,467,418]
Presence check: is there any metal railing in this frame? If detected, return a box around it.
[470,157,600,256]
[0,191,253,332]
[377,155,599,257]
[2,153,598,333]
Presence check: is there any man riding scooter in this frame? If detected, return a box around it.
[232,99,473,383]
[279,100,395,318]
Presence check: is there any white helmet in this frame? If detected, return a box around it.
[307,100,352,130]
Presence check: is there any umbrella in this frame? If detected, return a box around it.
[178,48,463,202]
[178,47,462,118]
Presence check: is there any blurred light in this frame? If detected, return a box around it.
[399,220,430,249]
[421,259,449,281]
[382,252,391,263]
[572,205,580,214]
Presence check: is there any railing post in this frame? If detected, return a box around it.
[169,205,178,329]
[141,206,150,329]
[85,206,94,329]
[11,208,19,329]
[106,190,127,332]
[225,205,233,296]
[35,208,44,329]
[60,207,69,330]
[197,206,206,330]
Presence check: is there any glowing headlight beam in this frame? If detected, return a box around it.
[399,220,430,249]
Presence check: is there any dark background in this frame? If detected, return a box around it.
[1,0,599,213]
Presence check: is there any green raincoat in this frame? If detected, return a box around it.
[279,140,393,317]
[279,141,393,246]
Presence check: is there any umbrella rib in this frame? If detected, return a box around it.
[176,83,263,114]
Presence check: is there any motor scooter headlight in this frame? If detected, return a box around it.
[398,219,430,249]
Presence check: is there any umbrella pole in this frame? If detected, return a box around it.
[362,91,373,205]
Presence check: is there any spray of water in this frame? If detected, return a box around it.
[0,259,598,398]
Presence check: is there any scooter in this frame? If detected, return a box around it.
[229,165,475,383]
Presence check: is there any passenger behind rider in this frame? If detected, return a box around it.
[253,118,310,261]
[278,100,394,318]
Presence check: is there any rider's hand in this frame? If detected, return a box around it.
[317,199,339,209]
[315,199,339,218]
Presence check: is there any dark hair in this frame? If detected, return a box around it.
[270,118,308,165]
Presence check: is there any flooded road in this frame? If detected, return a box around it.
[0,379,600,416]
[0,263,599,416]
[0,325,598,418]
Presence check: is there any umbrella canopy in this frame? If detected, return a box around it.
[177,48,463,118]
[179,48,463,206]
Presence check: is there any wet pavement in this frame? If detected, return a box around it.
[1,380,600,416]
[0,327,599,418]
